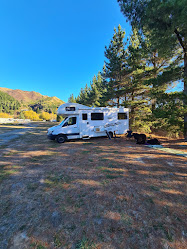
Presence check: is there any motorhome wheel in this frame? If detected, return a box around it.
[56,134,66,143]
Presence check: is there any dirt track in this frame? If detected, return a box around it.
[0,123,187,249]
[0,124,38,145]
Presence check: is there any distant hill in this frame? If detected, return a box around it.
[0,87,65,115]
[0,87,63,104]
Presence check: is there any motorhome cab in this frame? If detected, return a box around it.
[47,103,129,143]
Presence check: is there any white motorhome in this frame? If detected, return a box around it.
[47,103,129,143]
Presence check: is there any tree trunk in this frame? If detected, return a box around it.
[184,51,187,140]
[174,29,187,140]
[117,83,120,107]
[151,99,156,112]
[152,52,157,112]
[117,97,120,108]
[130,91,135,128]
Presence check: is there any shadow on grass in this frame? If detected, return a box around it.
[0,125,187,249]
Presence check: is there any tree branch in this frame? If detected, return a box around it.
[174,28,185,52]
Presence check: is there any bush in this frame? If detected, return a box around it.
[19,112,25,119]
[0,113,12,118]
[23,110,40,121]
[39,112,51,121]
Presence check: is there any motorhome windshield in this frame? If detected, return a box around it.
[60,117,68,126]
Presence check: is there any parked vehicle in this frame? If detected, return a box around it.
[47,103,129,143]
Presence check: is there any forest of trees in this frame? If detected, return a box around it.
[69,0,186,138]
[0,91,21,114]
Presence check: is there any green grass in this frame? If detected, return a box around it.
[53,234,63,247]
[3,151,19,156]
[146,197,155,205]
[95,149,103,153]
[128,170,137,174]
[164,228,174,242]
[27,183,39,191]
[105,174,121,179]
[153,222,173,242]
[98,167,124,179]
[81,151,90,154]
[30,152,58,162]
[99,158,109,162]
[0,165,19,183]
[108,163,116,168]
[44,173,72,187]
[121,213,133,227]
[0,144,8,149]
[150,185,160,191]
[101,179,110,185]
[30,243,47,249]
[75,237,96,249]
[74,198,84,209]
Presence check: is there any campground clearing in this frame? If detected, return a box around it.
[0,123,186,249]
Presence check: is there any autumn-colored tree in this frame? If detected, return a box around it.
[39,112,51,121]
[23,110,40,121]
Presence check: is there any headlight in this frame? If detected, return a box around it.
[47,130,52,135]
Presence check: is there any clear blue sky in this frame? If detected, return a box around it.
[0,0,131,102]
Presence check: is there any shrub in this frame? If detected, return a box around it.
[39,112,51,121]
[0,113,12,118]
[23,110,40,121]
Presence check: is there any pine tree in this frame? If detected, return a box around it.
[117,0,187,139]
[68,94,77,103]
[76,84,90,106]
[104,25,128,107]
[123,30,151,131]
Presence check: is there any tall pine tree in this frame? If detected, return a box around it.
[104,25,128,107]
[117,0,187,139]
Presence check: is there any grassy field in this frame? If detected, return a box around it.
[0,123,186,249]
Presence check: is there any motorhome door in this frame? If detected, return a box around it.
[62,116,79,139]
[81,113,90,138]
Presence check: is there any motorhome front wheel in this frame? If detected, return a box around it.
[56,134,66,143]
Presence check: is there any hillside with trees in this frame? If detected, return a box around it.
[0,91,21,114]
[69,1,186,138]
[0,88,64,121]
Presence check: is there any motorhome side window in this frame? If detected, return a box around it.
[82,114,87,120]
[118,113,127,120]
[91,113,104,120]
[66,107,75,111]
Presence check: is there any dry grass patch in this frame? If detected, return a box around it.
[0,124,187,249]
[0,164,21,183]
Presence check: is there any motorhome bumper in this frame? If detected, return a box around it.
[47,134,57,140]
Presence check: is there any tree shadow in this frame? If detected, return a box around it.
[0,128,186,248]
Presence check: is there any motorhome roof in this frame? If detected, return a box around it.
[57,103,128,115]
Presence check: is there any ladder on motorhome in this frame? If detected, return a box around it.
[105,130,117,140]
[106,131,112,140]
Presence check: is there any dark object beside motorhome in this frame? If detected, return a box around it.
[126,130,133,138]
[133,133,146,144]
[147,138,160,145]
